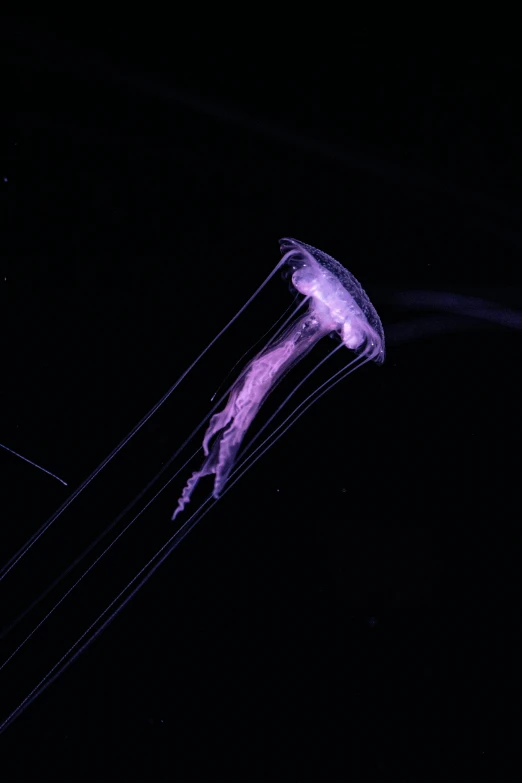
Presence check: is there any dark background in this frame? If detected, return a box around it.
[1,16,519,777]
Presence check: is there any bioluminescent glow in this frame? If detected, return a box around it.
[172,237,385,519]
[2,235,521,735]
[0,237,385,734]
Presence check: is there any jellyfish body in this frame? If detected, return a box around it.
[0,237,387,736]
[172,237,384,519]
[6,237,522,737]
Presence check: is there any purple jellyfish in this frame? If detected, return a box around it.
[172,237,385,519]
[0,238,386,735]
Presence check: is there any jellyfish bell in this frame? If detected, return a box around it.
[279,237,385,361]
[172,238,385,519]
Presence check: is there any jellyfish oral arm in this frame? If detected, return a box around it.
[171,314,329,519]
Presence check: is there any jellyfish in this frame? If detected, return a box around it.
[1,237,385,584]
[2,237,521,734]
[0,238,385,734]
[171,237,385,519]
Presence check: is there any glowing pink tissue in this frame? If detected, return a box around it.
[172,238,384,520]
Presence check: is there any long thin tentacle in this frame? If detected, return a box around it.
[1,296,309,639]
[0,255,293,582]
[0,351,369,733]
[0,442,67,486]
[0,332,342,655]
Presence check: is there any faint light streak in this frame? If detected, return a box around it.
[0,442,67,486]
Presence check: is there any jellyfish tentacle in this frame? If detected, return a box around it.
[0,442,67,486]
[0,466,219,735]
[0,299,313,641]
[1,296,312,639]
[0,349,373,734]
[0,256,292,582]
